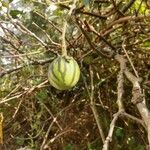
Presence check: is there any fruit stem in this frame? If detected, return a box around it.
[61,0,77,57]
[62,20,67,57]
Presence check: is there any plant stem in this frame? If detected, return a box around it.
[61,0,77,56]
[62,20,68,56]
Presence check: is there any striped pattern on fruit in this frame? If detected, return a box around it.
[48,56,80,90]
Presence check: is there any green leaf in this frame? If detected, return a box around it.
[10,10,23,18]
[35,90,48,102]
[133,1,150,14]
[1,1,9,8]
[115,127,124,138]
[142,41,150,47]
[83,55,94,65]
[87,142,94,150]
[16,136,25,146]
[135,145,145,150]
[8,0,13,3]
[63,144,74,150]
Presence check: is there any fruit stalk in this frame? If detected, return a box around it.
[61,0,77,57]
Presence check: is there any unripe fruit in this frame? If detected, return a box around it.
[48,56,80,90]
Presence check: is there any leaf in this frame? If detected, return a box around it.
[142,41,150,48]
[87,142,94,150]
[35,90,48,102]
[83,55,94,65]
[8,0,13,3]
[16,136,25,146]
[10,10,23,18]
[133,1,150,14]
[1,1,9,8]
[63,144,74,150]
[115,127,124,139]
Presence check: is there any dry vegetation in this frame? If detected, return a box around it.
[0,0,150,150]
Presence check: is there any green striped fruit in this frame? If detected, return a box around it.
[48,56,80,90]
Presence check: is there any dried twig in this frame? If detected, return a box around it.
[121,0,136,13]
[75,17,110,57]
[9,18,47,48]
[0,80,48,105]
[58,3,107,19]
[102,111,122,150]
[33,11,76,50]
[101,14,150,34]
[102,54,125,150]
[116,54,150,149]
[89,66,105,144]
[0,58,54,77]
[122,40,139,78]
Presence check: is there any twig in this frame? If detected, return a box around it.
[58,3,107,19]
[45,129,76,148]
[89,66,105,144]
[116,54,150,148]
[0,58,54,77]
[0,80,48,105]
[9,18,47,48]
[42,103,62,131]
[1,51,44,58]
[121,112,146,128]
[40,117,56,150]
[102,111,122,150]
[2,84,20,100]
[101,14,150,34]
[121,0,136,13]
[102,54,125,150]
[0,91,26,105]
[75,17,110,57]
[32,22,61,46]
[125,67,150,149]
[12,99,23,118]
[87,23,116,51]
[115,54,125,111]
[122,40,139,78]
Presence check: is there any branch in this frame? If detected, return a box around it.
[58,4,107,19]
[89,66,105,144]
[116,54,150,148]
[0,58,54,77]
[121,0,136,13]
[122,40,139,78]
[101,14,150,34]
[10,19,47,47]
[86,22,116,52]
[33,11,76,51]
[115,55,125,111]
[102,111,123,150]
[102,54,125,150]
[75,17,110,58]
[0,80,48,105]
